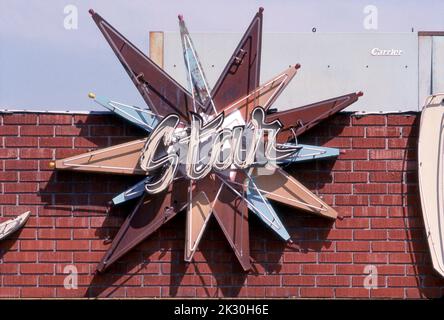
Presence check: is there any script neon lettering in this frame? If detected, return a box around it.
[140,107,298,194]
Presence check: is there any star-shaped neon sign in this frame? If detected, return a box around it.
[51,8,362,272]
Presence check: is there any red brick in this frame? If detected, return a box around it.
[20,240,54,251]
[387,115,417,126]
[318,184,351,194]
[39,252,73,263]
[301,264,334,275]
[0,288,20,298]
[372,241,405,252]
[0,125,19,135]
[337,149,368,160]
[0,261,18,273]
[378,265,405,275]
[20,148,53,159]
[387,160,416,171]
[325,229,353,240]
[39,275,94,286]
[389,253,422,264]
[334,172,367,183]
[2,252,38,262]
[282,276,315,286]
[366,127,401,137]
[319,253,353,263]
[0,112,436,299]
[74,137,108,148]
[39,114,72,124]
[352,115,385,126]
[20,264,54,274]
[55,148,84,158]
[328,160,352,171]
[352,275,386,287]
[90,126,124,136]
[335,195,368,206]
[336,288,369,298]
[354,184,387,194]
[369,150,405,160]
[56,288,89,298]
[405,288,443,299]
[0,194,17,204]
[371,218,405,229]
[354,207,387,217]
[21,287,56,298]
[0,171,18,181]
[353,253,388,264]
[3,275,38,286]
[90,216,121,228]
[265,287,298,298]
[39,137,72,147]
[402,126,418,137]
[388,138,416,149]
[55,125,83,136]
[247,275,280,286]
[336,265,367,275]
[72,229,98,239]
[39,181,72,193]
[0,148,18,159]
[126,287,161,298]
[369,195,403,206]
[335,126,365,137]
[19,171,53,182]
[354,230,387,240]
[336,241,370,252]
[5,137,38,147]
[388,276,419,287]
[4,182,38,193]
[300,287,334,298]
[26,217,54,228]
[38,229,72,239]
[370,288,404,298]
[143,275,171,286]
[55,240,89,251]
[4,160,38,170]
[335,218,369,229]
[55,217,89,228]
[283,252,317,263]
[3,114,37,124]
[317,275,350,287]
[352,138,385,149]
[73,252,103,262]
[20,125,54,136]
[353,160,387,171]
[369,172,402,182]
[320,138,352,148]
[19,194,43,204]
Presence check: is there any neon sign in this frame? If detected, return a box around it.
[51,8,362,272]
[140,107,299,194]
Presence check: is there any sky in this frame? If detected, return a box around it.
[1,0,444,111]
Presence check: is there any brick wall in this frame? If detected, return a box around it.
[0,111,443,299]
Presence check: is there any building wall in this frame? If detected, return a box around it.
[0,112,443,299]
[164,32,419,112]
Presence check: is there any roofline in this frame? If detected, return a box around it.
[0,109,419,116]
[0,109,111,115]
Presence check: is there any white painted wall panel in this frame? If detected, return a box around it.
[164,33,419,112]
[418,36,432,108]
[432,37,444,95]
